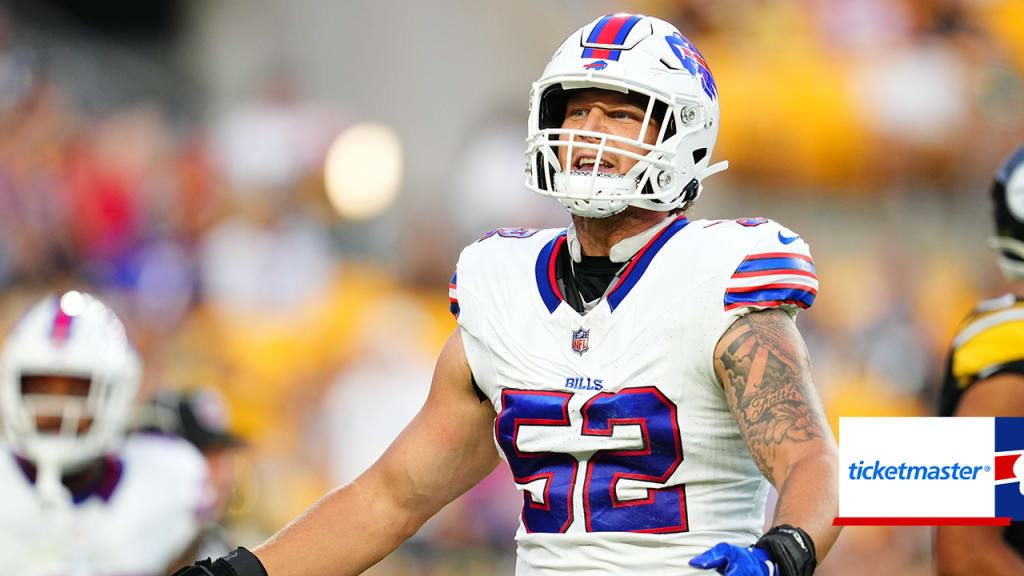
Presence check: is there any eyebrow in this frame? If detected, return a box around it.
[567,100,646,112]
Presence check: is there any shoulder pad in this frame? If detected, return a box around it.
[952,304,1024,384]
[974,293,1018,315]
[721,218,816,314]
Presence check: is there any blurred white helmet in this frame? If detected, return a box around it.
[0,291,141,490]
[526,14,727,218]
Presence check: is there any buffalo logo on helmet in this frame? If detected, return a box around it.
[583,60,608,71]
[665,32,718,101]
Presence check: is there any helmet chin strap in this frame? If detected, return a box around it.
[552,153,730,219]
[554,171,634,218]
[987,236,1024,281]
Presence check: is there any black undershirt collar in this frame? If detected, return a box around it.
[555,246,626,314]
[558,215,678,313]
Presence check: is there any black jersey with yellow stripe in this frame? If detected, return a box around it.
[938,294,1024,417]
[938,293,1024,554]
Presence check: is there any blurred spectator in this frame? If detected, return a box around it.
[136,387,248,560]
[450,111,564,247]
[201,74,342,317]
[319,293,519,573]
[209,74,339,198]
[198,210,334,315]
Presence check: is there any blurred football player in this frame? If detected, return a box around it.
[136,387,247,560]
[175,14,839,576]
[936,144,1024,575]
[0,291,211,575]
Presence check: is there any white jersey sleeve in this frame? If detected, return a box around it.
[720,219,817,319]
[449,226,555,395]
[652,217,817,395]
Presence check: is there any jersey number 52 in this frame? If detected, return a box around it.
[495,387,688,534]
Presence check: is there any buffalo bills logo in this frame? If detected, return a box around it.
[571,327,590,355]
[665,33,717,101]
[583,60,608,71]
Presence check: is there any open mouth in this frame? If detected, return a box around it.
[572,155,616,174]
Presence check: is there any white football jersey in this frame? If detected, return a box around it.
[450,216,817,575]
[0,434,212,576]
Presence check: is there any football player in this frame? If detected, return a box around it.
[136,387,248,559]
[935,144,1024,575]
[175,14,839,576]
[0,291,211,575]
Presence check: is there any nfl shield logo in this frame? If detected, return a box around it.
[571,327,590,356]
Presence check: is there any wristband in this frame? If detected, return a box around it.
[754,524,816,576]
[217,547,269,576]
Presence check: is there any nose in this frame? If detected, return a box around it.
[579,107,607,137]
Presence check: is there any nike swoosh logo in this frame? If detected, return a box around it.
[778,232,800,245]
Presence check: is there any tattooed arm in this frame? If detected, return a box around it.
[714,308,841,560]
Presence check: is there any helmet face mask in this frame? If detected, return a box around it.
[988,145,1024,281]
[0,291,141,493]
[19,374,95,438]
[525,14,727,218]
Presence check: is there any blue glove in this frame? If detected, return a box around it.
[690,542,777,575]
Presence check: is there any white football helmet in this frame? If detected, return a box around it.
[0,291,141,501]
[526,14,727,218]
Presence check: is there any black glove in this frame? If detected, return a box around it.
[753,525,817,576]
[172,547,268,576]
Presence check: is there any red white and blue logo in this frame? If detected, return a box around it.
[571,327,590,356]
[665,32,718,101]
[995,418,1024,521]
[583,60,608,71]
[580,14,643,62]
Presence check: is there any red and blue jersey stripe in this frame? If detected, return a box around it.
[606,216,689,311]
[533,217,689,314]
[449,271,460,319]
[535,232,568,313]
[732,253,816,277]
[724,285,817,311]
[725,252,818,312]
[84,455,124,504]
[581,14,643,62]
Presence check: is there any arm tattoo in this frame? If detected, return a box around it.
[714,309,826,484]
